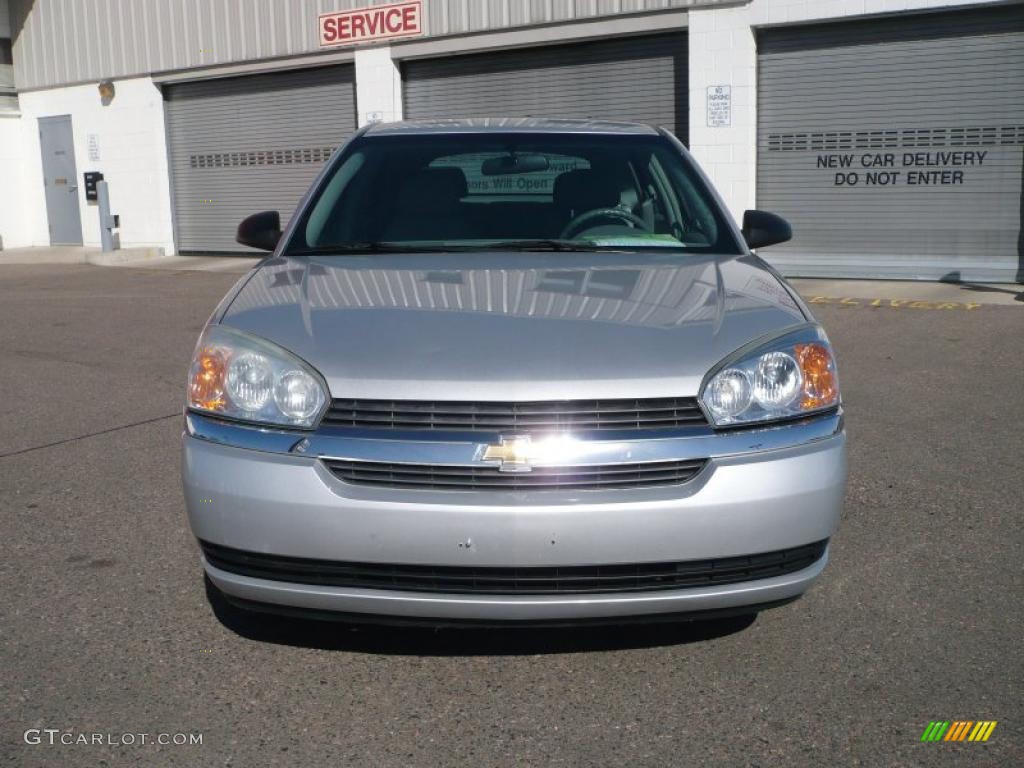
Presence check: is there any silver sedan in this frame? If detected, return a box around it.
[182,119,846,625]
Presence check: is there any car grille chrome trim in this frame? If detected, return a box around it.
[322,458,708,491]
[185,409,842,463]
[320,397,708,431]
[200,540,828,595]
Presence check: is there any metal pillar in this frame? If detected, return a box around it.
[97,180,116,252]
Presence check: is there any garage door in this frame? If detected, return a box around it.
[757,6,1024,282]
[165,65,356,253]
[403,33,688,142]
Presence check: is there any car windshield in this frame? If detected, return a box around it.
[284,132,743,255]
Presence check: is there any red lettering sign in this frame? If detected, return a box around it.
[319,1,422,47]
[322,18,337,42]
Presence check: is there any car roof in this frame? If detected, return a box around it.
[362,117,661,136]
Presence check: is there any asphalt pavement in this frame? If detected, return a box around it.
[1,263,1021,767]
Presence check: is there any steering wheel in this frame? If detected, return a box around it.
[560,207,650,239]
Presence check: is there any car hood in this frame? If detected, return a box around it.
[220,252,807,400]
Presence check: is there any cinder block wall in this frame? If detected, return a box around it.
[356,46,403,126]
[16,78,176,252]
[0,115,27,249]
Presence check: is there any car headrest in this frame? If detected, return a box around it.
[398,168,468,209]
[553,168,628,217]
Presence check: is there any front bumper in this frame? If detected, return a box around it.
[182,412,846,622]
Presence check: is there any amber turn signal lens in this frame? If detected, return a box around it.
[795,343,837,409]
[190,347,227,411]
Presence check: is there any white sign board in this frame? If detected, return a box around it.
[706,85,731,128]
[87,133,101,161]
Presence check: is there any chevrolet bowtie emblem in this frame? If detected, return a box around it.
[481,436,534,473]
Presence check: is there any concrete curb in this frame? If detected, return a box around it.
[0,246,166,266]
[85,247,165,266]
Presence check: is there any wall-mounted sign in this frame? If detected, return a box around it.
[818,149,987,187]
[87,133,101,161]
[706,85,731,128]
[319,1,423,48]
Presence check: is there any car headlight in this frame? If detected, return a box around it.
[187,325,328,428]
[700,326,839,426]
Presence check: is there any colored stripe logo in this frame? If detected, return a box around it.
[921,721,997,742]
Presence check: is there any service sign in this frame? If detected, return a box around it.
[319,1,423,47]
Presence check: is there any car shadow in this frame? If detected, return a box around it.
[204,578,757,656]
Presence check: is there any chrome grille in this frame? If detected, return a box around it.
[323,458,707,491]
[320,397,707,432]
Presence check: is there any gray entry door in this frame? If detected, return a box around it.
[164,65,357,253]
[403,33,689,142]
[756,5,1024,282]
[39,115,83,246]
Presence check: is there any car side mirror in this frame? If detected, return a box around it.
[236,210,282,251]
[742,210,792,250]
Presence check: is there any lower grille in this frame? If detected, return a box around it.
[323,458,707,491]
[201,540,828,595]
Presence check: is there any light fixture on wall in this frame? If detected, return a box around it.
[98,80,115,105]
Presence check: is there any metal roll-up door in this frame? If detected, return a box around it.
[402,33,688,142]
[165,65,356,253]
[757,5,1024,282]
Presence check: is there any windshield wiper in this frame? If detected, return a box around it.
[288,239,640,255]
[471,239,613,252]
[286,242,451,256]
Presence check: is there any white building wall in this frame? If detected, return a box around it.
[0,0,26,249]
[688,0,1001,225]
[15,77,176,252]
[0,114,28,249]
[355,46,403,127]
